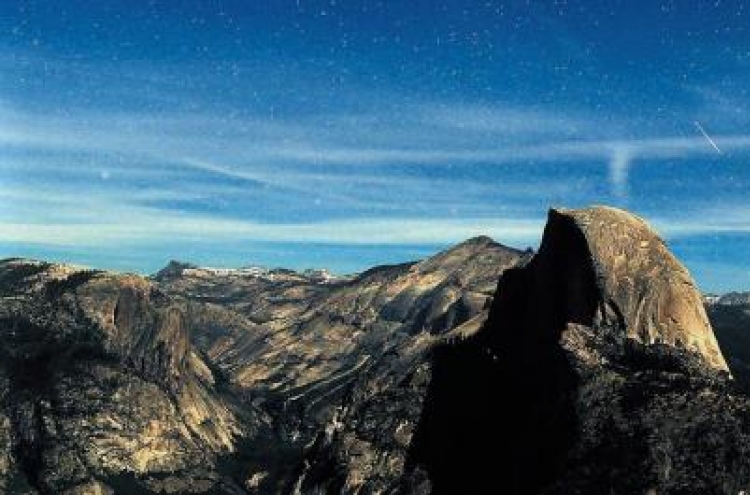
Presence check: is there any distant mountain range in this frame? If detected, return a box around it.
[705,291,750,306]
[1,207,749,494]
[155,261,351,286]
[705,293,750,395]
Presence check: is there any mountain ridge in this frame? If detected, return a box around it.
[0,209,749,493]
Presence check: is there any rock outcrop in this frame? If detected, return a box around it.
[549,206,727,370]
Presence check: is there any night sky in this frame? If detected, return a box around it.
[1,1,749,291]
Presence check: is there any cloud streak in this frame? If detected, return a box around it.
[3,77,750,279]
[2,199,748,251]
[0,212,546,247]
[5,104,750,200]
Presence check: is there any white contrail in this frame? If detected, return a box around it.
[694,121,723,154]
[609,147,630,200]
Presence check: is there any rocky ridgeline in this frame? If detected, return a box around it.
[0,206,749,494]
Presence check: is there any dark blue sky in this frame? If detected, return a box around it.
[1,1,749,291]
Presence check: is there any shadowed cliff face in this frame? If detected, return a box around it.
[408,208,598,493]
[409,206,745,494]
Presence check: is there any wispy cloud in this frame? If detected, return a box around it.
[3,71,750,271]
[653,202,750,238]
[0,211,546,247]
[2,192,749,253]
[4,103,750,188]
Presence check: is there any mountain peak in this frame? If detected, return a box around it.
[460,234,496,246]
[450,234,524,253]
[154,260,196,281]
[545,205,728,370]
